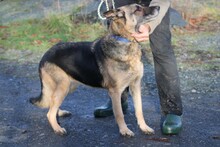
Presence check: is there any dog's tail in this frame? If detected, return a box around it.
[29,70,50,108]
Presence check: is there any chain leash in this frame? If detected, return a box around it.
[97,0,115,20]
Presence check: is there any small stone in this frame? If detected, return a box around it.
[39,133,45,137]
[22,130,27,134]
[191,89,197,93]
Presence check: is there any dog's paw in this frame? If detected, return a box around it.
[120,128,135,137]
[140,125,155,135]
[58,109,72,117]
[54,127,67,136]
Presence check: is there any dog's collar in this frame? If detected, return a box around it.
[111,35,131,43]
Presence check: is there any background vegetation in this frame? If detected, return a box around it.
[0,14,105,52]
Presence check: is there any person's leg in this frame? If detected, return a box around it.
[94,88,128,117]
[149,8,183,134]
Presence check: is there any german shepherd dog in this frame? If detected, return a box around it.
[30,4,160,137]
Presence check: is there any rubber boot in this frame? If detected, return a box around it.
[94,98,128,118]
[162,114,182,135]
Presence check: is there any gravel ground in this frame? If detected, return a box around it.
[0,49,219,146]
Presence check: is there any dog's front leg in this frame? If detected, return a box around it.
[108,88,134,137]
[130,78,155,135]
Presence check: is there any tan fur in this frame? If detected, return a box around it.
[99,5,156,134]
[32,4,157,136]
[39,63,80,134]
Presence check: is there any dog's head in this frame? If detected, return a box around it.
[103,4,160,40]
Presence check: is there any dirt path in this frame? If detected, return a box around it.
[0,54,219,146]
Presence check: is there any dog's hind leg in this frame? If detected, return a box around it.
[108,88,134,137]
[41,64,71,135]
[129,78,154,135]
[47,78,70,135]
[57,80,79,118]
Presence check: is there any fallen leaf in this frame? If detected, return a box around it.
[31,34,37,37]
[146,137,170,143]
[34,40,42,45]
[49,38,61,43]
[0,26,9,28]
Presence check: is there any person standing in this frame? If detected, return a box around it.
[94,0,183,135]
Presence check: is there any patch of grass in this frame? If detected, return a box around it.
[172,31,220,70]
[0,14,106,52]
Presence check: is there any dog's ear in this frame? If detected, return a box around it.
[103,9,125,19]
[103,10,116,19]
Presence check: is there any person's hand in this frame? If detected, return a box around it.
[131,24,151,42]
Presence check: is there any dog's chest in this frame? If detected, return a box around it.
[103,57,143,88]
[104,49,142,76]
[102,41,141,62]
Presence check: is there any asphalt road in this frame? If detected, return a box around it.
[0,60,219,147]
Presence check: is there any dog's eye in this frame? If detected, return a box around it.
[134,5,142,13]
[116,9,125,18]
